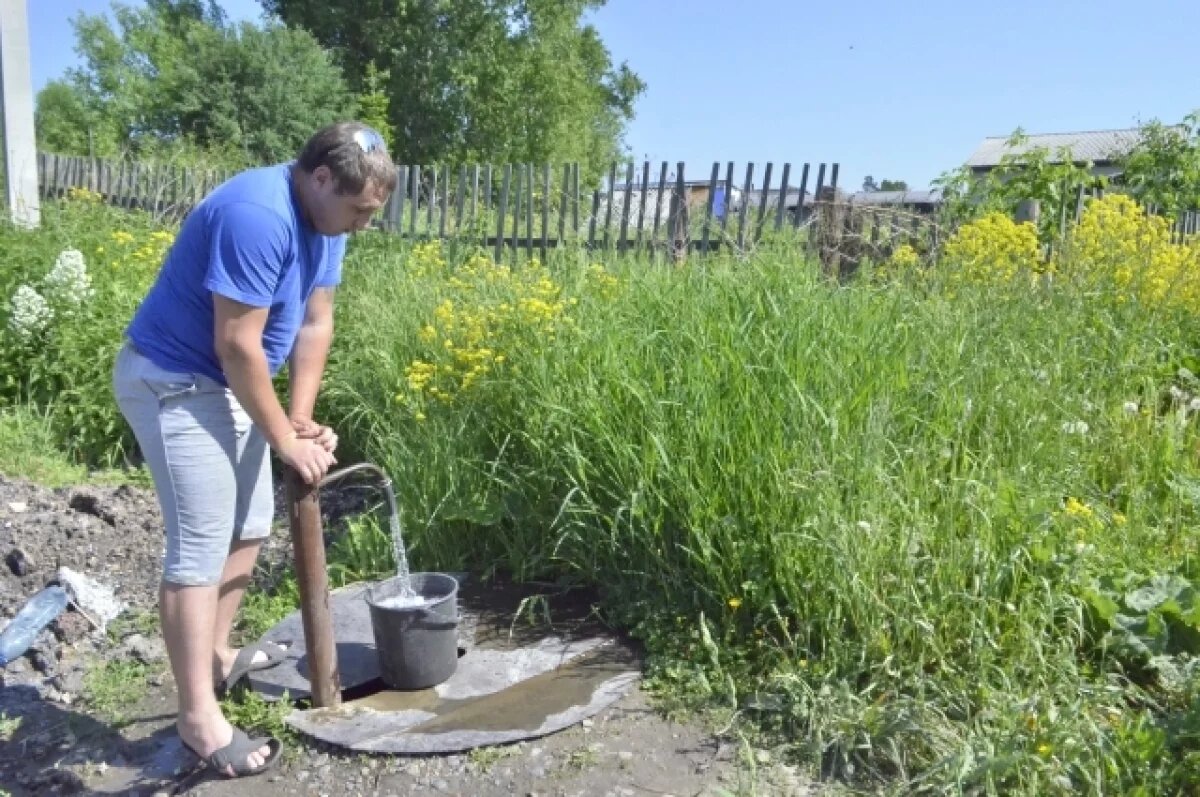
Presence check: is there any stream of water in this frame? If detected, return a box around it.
[390,511,417,599]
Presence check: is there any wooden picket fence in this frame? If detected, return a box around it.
[376,160,849,262]
[37,152,237,221]
[35,151,1198,273]
[36,151,846,260]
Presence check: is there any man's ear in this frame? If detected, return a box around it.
[311,165,335,191]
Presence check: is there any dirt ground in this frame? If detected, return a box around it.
[0,473,828,796]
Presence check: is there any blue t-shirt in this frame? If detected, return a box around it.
[126,163,346,386]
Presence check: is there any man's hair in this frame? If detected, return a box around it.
[296,121,398,195]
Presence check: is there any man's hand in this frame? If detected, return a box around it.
[290,417,338,455]
[277,432,336,485]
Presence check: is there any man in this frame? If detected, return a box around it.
[112,121,396,777]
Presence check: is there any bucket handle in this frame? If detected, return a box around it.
[363,593,460,630]
[394,610,460,632]
[412,616,459,632]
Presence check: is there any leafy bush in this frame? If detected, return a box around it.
[934,130,1102,240]
[1061,193,1200,309]
[942,211,1043,284]
[1119,112,1200,217]
[0,195,172,467]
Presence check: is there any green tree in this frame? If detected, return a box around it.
[170,21,354,162]
[356,61,392,150]
[34,82,100,154]
[36,1,353,164]
[879,179,908,191]
[258,0,645,179]
[1119,112,1200,217]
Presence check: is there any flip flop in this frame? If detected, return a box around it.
[216,640,289,696]
[182,726,282,778]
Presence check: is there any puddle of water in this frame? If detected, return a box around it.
[346,643,637,734]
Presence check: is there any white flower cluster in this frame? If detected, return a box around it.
[8,285,53,342]
[5,248,96,344]
[1060,420,1089,435]
[44,249,93,307]
[1165,381,1200,422]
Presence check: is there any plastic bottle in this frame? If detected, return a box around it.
[0,584,69,667]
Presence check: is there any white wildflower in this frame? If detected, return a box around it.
[1190,398,1200,414]
[1122,401,1140,415]
[856,520,873,533]
[8,285,53,342]
[1169,385,1188,402]
[43,248,93,307]
[1061,420,1089,435]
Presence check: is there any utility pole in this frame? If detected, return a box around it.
[0,0,39,228]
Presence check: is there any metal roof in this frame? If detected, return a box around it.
[611,180,724,190]
[964,128,1144,168]
[849,189,943,205]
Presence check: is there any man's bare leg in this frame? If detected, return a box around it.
[161,581,271,775]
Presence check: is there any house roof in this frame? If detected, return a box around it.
[849,189,943,206]
[612,180,726,190]
[964,128,1144,168]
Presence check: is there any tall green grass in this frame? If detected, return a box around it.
[322,234,1200,793]
[5,199,1200,792]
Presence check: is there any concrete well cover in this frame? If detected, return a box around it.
[247,574,641,753]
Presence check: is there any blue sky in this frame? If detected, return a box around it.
[30,0,1200,191]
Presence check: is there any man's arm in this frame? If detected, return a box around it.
[214,294,334,483]
[288,286,335,423]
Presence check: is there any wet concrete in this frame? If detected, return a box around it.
[249,574,642,753]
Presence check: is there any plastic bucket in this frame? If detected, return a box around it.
[365,572,459,690]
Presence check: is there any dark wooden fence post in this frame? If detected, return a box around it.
[736,163,755,252]
[541,162,551,259]
[774,163,791,232]
[618,161,634,253]
[636,161,650,252]
[669,163,688,263]
[651,161,668,252]
[494,164,511,263]
[754,162,774,243]
[558,163,570,252]
[701,162,719,254]
[602,163,616,251]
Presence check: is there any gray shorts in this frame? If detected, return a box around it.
[112,341,274,586]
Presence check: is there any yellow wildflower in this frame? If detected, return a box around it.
[1063,497,1093,518]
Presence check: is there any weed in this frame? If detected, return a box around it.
[467,744,519,772]
[237,575,300,641]
[565,745,600,770]
[0,712,21,742]
[327,514,395,587]
[83,658,150,726]
[220,687,300,758]
[105,609,159,643]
